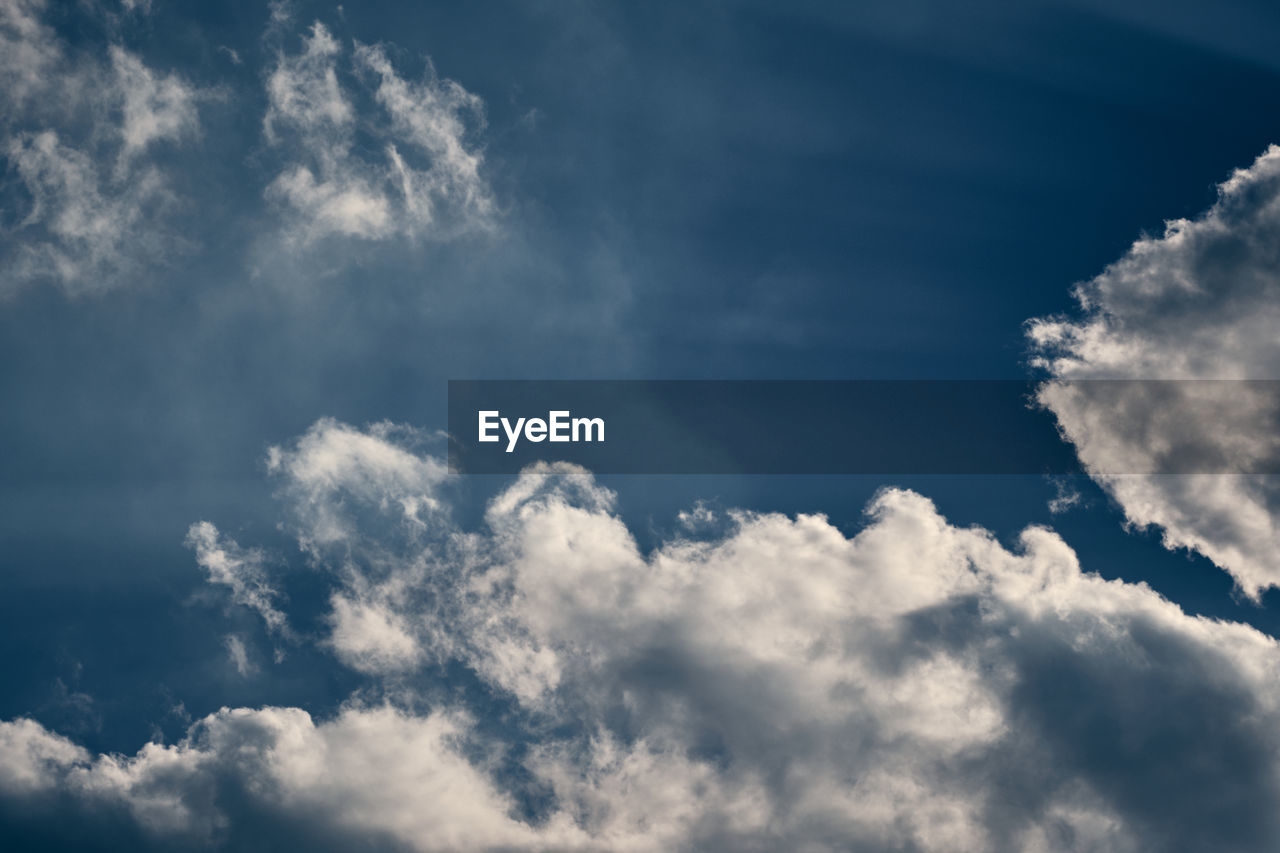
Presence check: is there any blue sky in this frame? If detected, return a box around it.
[6,1,1280,850]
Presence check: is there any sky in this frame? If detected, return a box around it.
[6,0,1280,850]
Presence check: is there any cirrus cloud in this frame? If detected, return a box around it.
[0,0,208,297]
[262,21,496,246]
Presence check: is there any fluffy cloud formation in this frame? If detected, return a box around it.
[1029,145,1280,596]
[0,705,560,848]
[263,22,495,245]
[0,718,88,796]
[0,0,204,295]
[7,422,1280,850]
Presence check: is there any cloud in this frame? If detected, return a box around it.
[2,705,568,850]
[0,0,62,110]
[0,718,88,796]
[1029,145,1280,596]
[5,130,180,292]
[265,417,450,551]
[265,418,451,674]
[1047,477,1082,515]
[0,0,206,296]
[8,422,1280,850]
[224,635,256,677]
[2,6,497,295]
[186,522,291,639]
[326,592,424,674]
[262,22,495,245]
[109,45,200,162]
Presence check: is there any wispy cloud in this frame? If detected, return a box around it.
[0,0,207,296]
[263,21,495,246]
[185,522,291,640]
[223,635,256,677]
[109,46,200,164]
[2,5,502,297]
[265,418,450,673]
[0,0,62,110]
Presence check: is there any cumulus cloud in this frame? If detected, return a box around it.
[1,705,565,849]
[262,22,495,245]
[0,0,205,296]
[0,718,88,796]
[326,592,424,674]
[1029,145,1280,596]
[7,422,1280,850]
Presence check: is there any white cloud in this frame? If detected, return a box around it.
[186,522,291,638]
[0,0,61,109]
[354,42,494,233]
[244,705,558,850]
[263,419,452,674]
[1029,145,1280,596]
[0,718,88,796]
[4,705,573,850]
[10,424,1280,849]
[6,131,178,293]
[326,592,423,674]
[263,22,351,142]
[263,22,495,245]
[109,45,200,162]
[267,0,293,32]
[3,7,495,294]
[265,417,450,550]
[0,0,205,296]
[1047,477,1082,515]
[224,635,256,677]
